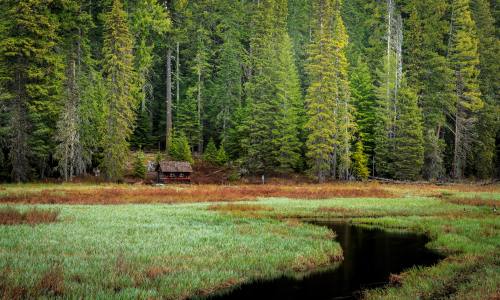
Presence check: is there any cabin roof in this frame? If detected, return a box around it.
[158,161,193,173]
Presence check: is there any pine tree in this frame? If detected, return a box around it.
[176,87,201,148]
[131,109,154,149]
[0,0,64,181]
[101,0,137,181]
[242,0,302,174]
[169,132,193,164]
[392,83,424,180]
[373,0,403,179]
[350,58,376,172]
[470,0,499,178]
[305,0,338,182]
[129,0,171,150]
[133,150,147,179]
[203,138,218,164]
[448,0,483,179]
[274,33,304,173]
[54,1,96,181]
[404,0,454,180]
[55,59,85,181]
[352,140,369,180]
[306,0,353,181]
[210,27,244,148]
[215,145,229,166]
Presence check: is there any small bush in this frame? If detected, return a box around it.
[352,140,369,180]
[216,145,229,166]
[203,139,218,164]
[133,151,147,179]
[169,132,194,164]
[227,171,240,182]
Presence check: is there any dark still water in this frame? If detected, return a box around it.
[207,221,443,300]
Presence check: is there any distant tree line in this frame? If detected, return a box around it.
[0,0,498,182]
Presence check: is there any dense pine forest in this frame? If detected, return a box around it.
[0,0,498,182]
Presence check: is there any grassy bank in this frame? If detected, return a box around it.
[0,183,499,299]
[211,196,499,299]
[0,204,341,299]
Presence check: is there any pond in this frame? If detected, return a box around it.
[206,221,444,300]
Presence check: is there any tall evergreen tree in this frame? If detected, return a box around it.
[274,33,304,173]
[404,0,454,180]
[448,0,483,179]
[352,139,369,180]
[130,0,170,150]
[0,0,63,181]
[470,0,499,178]
[54,1,96,181]
[305,0,353,181]
[210,24,244,148]
[242,0,302,174]
[392,82,424,180]
[350,58,376,172]
[101,0,137,180]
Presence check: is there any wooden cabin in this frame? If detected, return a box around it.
[156,161,193,183]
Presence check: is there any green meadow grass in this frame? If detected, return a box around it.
[0,185,499,299]
[239,197,499,300]
[0,204,340,299]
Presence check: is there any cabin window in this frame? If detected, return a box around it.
[179,173,184,178]
[169,173,175,178]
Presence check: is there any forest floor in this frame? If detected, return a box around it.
[0,182,498,299]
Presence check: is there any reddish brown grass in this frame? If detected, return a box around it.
[196,278,241,297]
[488,291,500,300]
[0,184,394,205]
[145,266,173,280]
[389,273,404,286]
[0,267,28,300]
[443,197,498,208]
[316,206,359,215]
[36,265,65,297]
[207,203,274,212]
[0,207,59,225]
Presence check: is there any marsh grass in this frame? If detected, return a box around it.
[0,183,499,299]
[207,203,274,212]
[0,204,341,299]
[0,207,59,225]
[0,183,394,204]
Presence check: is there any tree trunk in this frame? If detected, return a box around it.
[197,67,203,153]
[166,48,172,153]
[176,42,180,107]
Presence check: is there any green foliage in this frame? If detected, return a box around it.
[133,150,147,179]
[351,140,369,180]
[403,0,454,180]
[169,132,193,164]
[203,139,218,164]
[0,0,498,182]
[470,0,499,178]
[131,109,154,149]
[100,0,137,181]
[392,84,425,181]
[215,145,229,166]
[305,0,353,181]
[448,0,484,179]
[350,58,376,162]
[241,0,302,175]
[0,0,64,181]
[373,51,398,178]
